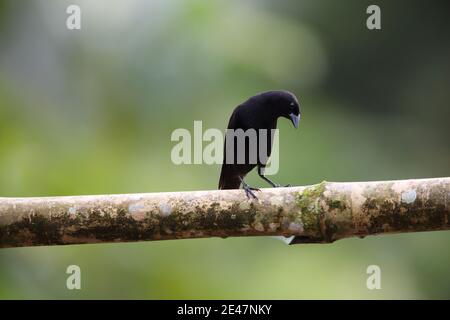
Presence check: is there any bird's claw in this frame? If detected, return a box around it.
[272,183,291,188]
[244,186,260,200]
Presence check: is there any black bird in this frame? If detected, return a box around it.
[218,90,301,199]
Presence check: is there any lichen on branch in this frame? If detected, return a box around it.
[0,177,449,248]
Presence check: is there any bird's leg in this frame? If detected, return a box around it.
[258,166,291,188]
[240,178,260,200]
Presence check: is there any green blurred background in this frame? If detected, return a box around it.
[0,0,449,299]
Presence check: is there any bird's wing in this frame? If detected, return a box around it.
[219,106,240,189]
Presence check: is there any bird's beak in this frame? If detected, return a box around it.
[289,113,300,129]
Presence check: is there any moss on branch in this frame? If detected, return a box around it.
[0,177,449,248]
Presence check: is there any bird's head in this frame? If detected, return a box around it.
[265,90,301,128]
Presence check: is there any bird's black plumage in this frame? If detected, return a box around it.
[218,90,301,198]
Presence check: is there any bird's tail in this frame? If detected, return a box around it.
[218,166,241,190]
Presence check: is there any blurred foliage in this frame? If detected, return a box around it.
[0,0,449,299]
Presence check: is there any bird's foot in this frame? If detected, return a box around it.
[243,185,260,200]
[272,183,291,188]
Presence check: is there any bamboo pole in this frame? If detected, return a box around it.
[0,177,448,248]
